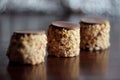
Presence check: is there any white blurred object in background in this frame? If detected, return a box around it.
[0,0,120,16]
[0,0,63,14]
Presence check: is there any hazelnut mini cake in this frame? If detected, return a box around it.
[7,31,47,65]
[80,16,110,51]
[47,21,80,57]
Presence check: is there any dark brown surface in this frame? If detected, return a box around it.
[80,16,107,24]
[14,30,45,34]
[51,21,80,30]
[0,13,120,80]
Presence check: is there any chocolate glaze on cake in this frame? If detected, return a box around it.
[51,21,80,30]
[80,16,107,24]
[14,30,45,35]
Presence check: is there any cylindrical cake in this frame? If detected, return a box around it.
[80,16,110,51]
[47,21,80,57]
[7,31,47,65]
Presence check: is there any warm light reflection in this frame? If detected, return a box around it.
[80,50,109,77]
[7,63,46,80]
[47,56,79,80]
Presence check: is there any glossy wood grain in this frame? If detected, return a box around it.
[0,13,120,80]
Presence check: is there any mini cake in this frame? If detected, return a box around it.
[7,31,47,65]
[80,16,110,51]
[47,21,80,57]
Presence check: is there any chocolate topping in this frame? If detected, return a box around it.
[80,16,107,24]
[14,30,45,34]
[51,21,80,30]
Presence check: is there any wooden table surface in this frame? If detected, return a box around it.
[0,13,120,80]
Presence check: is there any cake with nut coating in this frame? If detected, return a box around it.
[80,16,110,51]
[7,31,47,65]
[47,21,80,57]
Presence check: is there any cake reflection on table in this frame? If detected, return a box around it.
[7,62,46,80]
[47,56,79,80]
[80,50,109,79]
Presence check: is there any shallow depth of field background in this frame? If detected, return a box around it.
[0,0,120,47]
[0,0,120,16]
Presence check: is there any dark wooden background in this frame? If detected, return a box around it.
[0,13,120,80]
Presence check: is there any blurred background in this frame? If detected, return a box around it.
[0,0,120,16]
[0,0,119,49]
